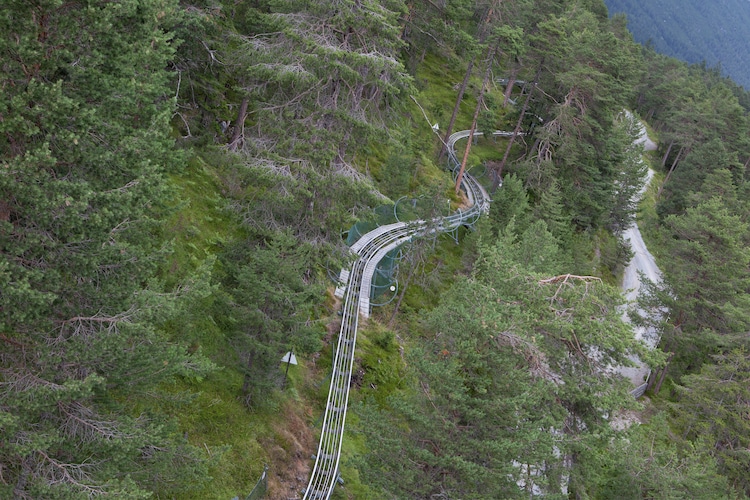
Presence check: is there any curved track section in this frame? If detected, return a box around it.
[302,130,508,500]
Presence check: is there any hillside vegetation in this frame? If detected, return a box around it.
[604,0,750,89]
[2,0,750,498]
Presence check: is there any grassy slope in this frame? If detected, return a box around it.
[155,155,267,498]
[154,153,329,499]
[160,116,631,500]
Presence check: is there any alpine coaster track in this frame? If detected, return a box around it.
[302,130,515,499]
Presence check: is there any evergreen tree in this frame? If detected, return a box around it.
[661,197,750,372]
[606,113,648,234]
[359,231,655,498]
[524,5,643,230]
[657,138,736,218]
[575,412,731,499]
[532,180,573,245]
[0,1,216,496]
[671,350,750,496]
[227,0,412,164]
[487,172,530,235]
[219,231,324,408]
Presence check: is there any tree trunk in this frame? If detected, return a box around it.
[439,59,475,161]
[652,358,671,395]
[439,1,498,160]
[400,2,414,40]
[658,145,687,198]
[456,110,479,195]
[647,346,673,394]
[502,66,517,106]
[492,68,540,191]
[661,139,674,168]
[228,97,249,151]
[455,46,496,195]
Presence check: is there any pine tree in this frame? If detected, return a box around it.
[0,1,216,496]
[359,230,656,498]
[574,412,731,499]
[606,114,648,234]
[487,172,530,235]
[219,232,324,408]
[227,0,412,164]
[671,350,750,496]
[525,5,643,230]
[661,197,750,369]
[532,180,573,244]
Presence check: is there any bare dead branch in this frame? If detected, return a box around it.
[58,401,127,443]
[33,449,105,495]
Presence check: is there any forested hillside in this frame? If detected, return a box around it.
[604,0,750,89]
[2,0,750,498]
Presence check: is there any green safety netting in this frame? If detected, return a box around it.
[370,246,401,300]
[344,204,409,300]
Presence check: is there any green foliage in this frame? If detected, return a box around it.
[356,323,405,405]
[380,144,416,199]
[574,412,731,499]
[521,5,644,232]
[166,372,272,500]
[4,0,750,496]
[357,228,656,498]
[488,173,531,234]
[532,180,574,245]
[656,139,737,218]
[632,47,750,495]
[219,231,325,408]
[162,154,242,288]
[671,350,750,496]
[225,157,385,247]
[593,227,633,284]
[657,197,750,375]
[0,1,227,496]
[181,0,413,164]
[0,0,179,329]
[607,114,649,234]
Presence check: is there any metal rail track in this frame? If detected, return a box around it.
[302,130,509,500]
[301,125,655,498]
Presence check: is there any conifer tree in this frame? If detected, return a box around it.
[0,1,215,496]
[672,350,750,496]
[228,0,412,165]
[359,231,655,498]
[219,232,324,408]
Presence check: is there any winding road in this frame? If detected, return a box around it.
[621,113,662,397]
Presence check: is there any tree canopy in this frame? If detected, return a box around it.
[2,0,750,497]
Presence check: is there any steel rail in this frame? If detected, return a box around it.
[302,122,654,498]
[302,130,509,500]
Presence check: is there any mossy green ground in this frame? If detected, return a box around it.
[152,150,331,498]
[149,152,269,498]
